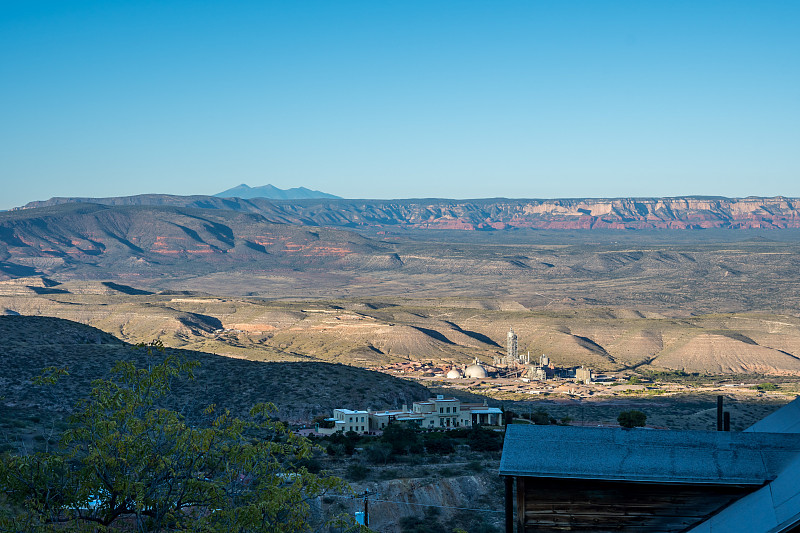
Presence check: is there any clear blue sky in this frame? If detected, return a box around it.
[1,1,798,209]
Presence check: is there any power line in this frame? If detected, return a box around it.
[370,498,505,513]
[367,498,504,513]
[328,493,503,513]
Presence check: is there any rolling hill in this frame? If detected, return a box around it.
[3,293,800,376]
[0,203,389,282]
[3,200,800,314]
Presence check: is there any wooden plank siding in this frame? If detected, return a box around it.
[517,477,754,532]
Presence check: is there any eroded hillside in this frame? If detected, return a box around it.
[4,290,800,375]
[0,203,388,282]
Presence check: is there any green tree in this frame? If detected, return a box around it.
[754,382,779,391]
[0,347,348,532]
[617,410,647,428]
[467,426,503,452]
[325,430,360,456]
[312,414,335,429]
[381,422,422,455]
[529,408,552,425]
[422,432,455,455]
[365,442,393,465]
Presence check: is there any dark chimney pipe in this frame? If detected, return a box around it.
[724,411,731,432]
[717,396,724,431]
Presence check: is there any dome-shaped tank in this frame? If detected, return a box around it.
[446,368,462,379]
[464,360,488,379]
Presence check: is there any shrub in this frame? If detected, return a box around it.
[466,460,484,472]
[400,508,442,533]
[530,408,552,425]
[439,466,459,477]
[467,426,503,452]
[346,463,370,482]
[379,468,399,480]
[381,422,422,455]
[365,442,393,465]
[423,432,456,455]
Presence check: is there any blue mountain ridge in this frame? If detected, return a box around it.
[214,184,340,200]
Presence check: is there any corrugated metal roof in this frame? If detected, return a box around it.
[500,425,800,485]
[745,397,800,434]
[688,398,800,532]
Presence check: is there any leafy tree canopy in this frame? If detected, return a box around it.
[0,343,349,532]
[753,382,779,391]
[529,408,553,426]
[381,423,423,455]
[617,410,647,429]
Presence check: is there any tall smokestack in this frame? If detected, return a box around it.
[717,396,724,431]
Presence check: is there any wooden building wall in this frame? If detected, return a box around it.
[515,477,754,532]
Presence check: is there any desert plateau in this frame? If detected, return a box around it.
[3,199,800,532]
[5,3,800,530]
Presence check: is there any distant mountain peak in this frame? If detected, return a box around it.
[214,184,340,200]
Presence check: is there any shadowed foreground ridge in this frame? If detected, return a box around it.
[0,315,431,426]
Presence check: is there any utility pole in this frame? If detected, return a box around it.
[355,490,370,527]
[363,489,369,527]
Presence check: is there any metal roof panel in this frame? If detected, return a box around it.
[500,425,800,485]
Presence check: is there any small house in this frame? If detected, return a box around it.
[500,398,800,532]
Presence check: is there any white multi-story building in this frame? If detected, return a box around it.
[328,409,370,434]
[317,395,504,435]
[411,396,463,429]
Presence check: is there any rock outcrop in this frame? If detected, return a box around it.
[18,195,800,230]
[317,472,503,533]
